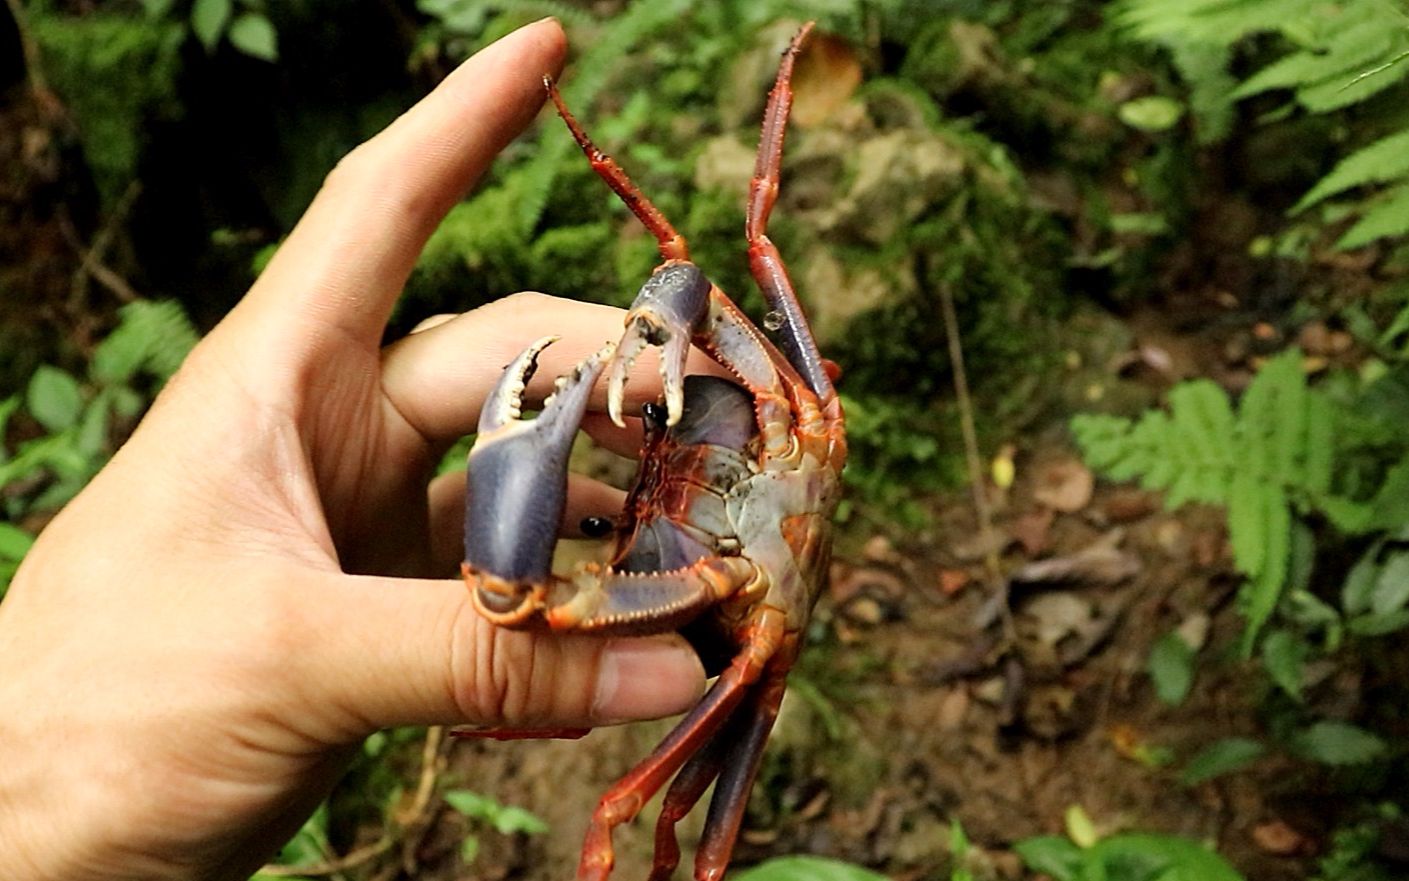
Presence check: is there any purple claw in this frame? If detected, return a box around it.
[463,339,614,585]
[607,262,711,428]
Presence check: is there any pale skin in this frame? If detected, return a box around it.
[0,18,707,881]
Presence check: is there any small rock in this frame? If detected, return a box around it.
[864,534,897,563]
[937,688,971,730]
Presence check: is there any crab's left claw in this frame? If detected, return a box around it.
[463,337,614,624]
[607,262,712,429]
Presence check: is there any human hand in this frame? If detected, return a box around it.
[0,19,704,881]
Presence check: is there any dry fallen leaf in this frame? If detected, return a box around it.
[1252,820,1311,856]
[1011,509,1054,556]
[1033,459,1094,513]
[938,568,971,596]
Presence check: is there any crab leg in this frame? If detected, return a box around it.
[745,22,834,404]
[645,709,743,881]
[577,607,787,881]
[541,555,758,634]
[694,669,789,880]
[547,77,690,263]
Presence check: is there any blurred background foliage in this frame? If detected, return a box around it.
[4,0,1409,878]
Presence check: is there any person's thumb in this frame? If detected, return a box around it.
[294,572,706,741]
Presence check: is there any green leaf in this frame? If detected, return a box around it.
[1370,551,1409,616]
[1291,721,1388,765]
[443,789,547,836]
[1239,485,1290,656]
[1013,836,1082,881]
[1226,469,1267,578]
[75,393,112,459]
[1233,20,1394,100]
[1299,49,1409,111]
[1261,630,1306,700]
[0,393,22,453]
[459,833,480,865]
[191,0,233,51]
[488,804,548,836]
[1181,738,1265,785]
[1302,393,1334,496]
[444,788,495,819]
[92,300,199,385]
[1118,96,1184,132]
[228,13,278,61]
[731,856,889,881]
[27,366,84,433]
[0,523,34,562]
[1293,129,1409,213]
[140,0,179,16]
[1092,833,1245,881]
[1347,609,1409,636]
[1337,184,1409,250]
[1149,631,1196,705]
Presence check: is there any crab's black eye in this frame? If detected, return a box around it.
[580,516,614,538]
[641,401,668,429]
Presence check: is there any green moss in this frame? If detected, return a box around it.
[31,13,184,204]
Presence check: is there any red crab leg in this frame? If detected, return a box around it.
[693,667,789,881]
[745,22,835,404]
[645,709,742,881]
[546,77,690,263]
[577,607,787,881]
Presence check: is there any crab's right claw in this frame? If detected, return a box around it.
[463,337,614,624]
[607,262,712,429]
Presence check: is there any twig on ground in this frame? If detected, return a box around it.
[257,726,447,879]
[938,280,1015,643]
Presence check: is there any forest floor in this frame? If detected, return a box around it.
[399,301,1353,881]
[3,57,1396,881]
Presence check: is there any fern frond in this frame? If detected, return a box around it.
[1232,19,1395,100]
[1239,482,1290,655]
[1297,45,1409,111]
[1336,183,1409,248]
[90,299,199,386]
[1293,129,1409,212]
[1116,0,1319,47]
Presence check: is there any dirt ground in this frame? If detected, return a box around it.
[403,310,1337,881]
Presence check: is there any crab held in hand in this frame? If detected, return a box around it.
[459,23,846,881]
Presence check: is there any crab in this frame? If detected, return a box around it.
[459,22,846,881]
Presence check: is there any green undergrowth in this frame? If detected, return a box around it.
[1074,305,1409,878]
[0,300,198,597]
[1120,0,1409,251]
[29,10,185,203]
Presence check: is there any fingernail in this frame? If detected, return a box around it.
[593,637,704,724]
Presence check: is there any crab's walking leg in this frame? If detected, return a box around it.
[694,668,789,881]
[546,77,689,262]
[645,709,744,881]
[745,22,834,404]
[577,608,787,881]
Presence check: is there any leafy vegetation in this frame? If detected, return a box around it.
[5,0,1409,877]
[0,300,197,597]
[1119,0,1409,249]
